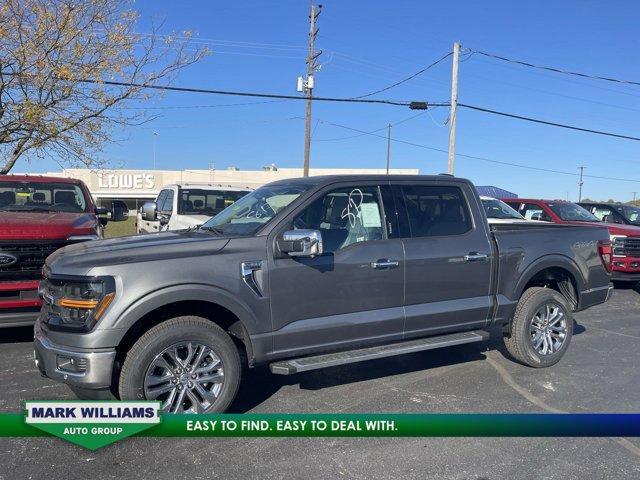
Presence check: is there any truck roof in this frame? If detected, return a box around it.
[268,174,472,187]
[163,183,252,191]
[503,198,576,204]
[578,201,630,207]
[0,174,84,184]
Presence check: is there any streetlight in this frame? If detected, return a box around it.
[152,132,158,169]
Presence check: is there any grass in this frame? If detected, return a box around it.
[103,216,137,238]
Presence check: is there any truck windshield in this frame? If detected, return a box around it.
[0,181,87,213]
[179,188,249,216]
[548,202,599,222]
[481,198,524,219]
[614,205,640,225]
[200,183,312,236]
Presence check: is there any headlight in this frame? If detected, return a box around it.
[610,235,626,257]
[40,277,115,332]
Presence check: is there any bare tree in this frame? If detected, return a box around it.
[0,0,208,173]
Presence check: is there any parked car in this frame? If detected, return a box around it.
[480,196,533,224]
[578,202,640,226]
[503,198,640,283]
[0,175,128,327]
[35,175,612,412]
[136,183,251,233]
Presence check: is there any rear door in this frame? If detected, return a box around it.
[393,181,493,337]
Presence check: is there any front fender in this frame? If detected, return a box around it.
[108,283,261,337]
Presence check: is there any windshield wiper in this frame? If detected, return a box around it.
[199,225,226,235]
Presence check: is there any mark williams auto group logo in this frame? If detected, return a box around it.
[25,401,160,450]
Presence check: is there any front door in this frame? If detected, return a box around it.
[393,182,493,337]
[268,183,405,357]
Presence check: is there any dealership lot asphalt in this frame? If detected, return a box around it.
[1,288,640,479]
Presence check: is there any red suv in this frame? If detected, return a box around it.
[503,198,640,283]
[0,175,127,327]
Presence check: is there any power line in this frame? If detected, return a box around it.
[312,117,640,184]
[474,50,640,87]
[3,71,430,107]
[458,103,640,142]
[315,111,426,141]
[353,51,452,99]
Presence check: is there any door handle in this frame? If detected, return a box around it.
[464,252,488,262]
[370,259,399,269]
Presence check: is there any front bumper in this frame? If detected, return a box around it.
[34,320,116,389]
[611,271,640,282]
[0,308,40,328]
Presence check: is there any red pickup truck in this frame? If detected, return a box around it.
[0,175,127,327]
[503,198,640,283]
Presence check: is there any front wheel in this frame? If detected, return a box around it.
[118,316,241,413]
[503,287,573,368]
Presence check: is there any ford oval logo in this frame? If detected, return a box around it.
[0,253,17,267]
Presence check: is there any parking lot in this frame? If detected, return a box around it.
[0,287,639,479]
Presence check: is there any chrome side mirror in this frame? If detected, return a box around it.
[142,202,157,221]
[278,229,323,258]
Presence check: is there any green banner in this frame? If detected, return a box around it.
[2,410,640,450]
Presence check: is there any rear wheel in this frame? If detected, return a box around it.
[118,316,241,413]
[503,287,573,368]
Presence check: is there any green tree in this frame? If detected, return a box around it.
[0,0,207,173]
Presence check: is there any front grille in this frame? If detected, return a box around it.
[620,237,640,257]
[0,241,70,281]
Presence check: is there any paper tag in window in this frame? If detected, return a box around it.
[360,203,382,227]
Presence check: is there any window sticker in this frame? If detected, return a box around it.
[360,202,382,227]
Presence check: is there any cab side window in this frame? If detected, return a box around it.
[592,206,613,221]
[293,186,384,253]
[158,189,174,214]
[401,185,471,237]
[520,203,552,222]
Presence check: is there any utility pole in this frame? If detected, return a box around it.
[578,166,586,201]
[302,3,322,177]
[633,191,637,202]
[447,41,461,175]
[385,123,392,174]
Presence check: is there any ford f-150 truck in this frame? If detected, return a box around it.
[34,175,613,413]
[504,198,640,283]
[0,175,128,327]
[136,183,251,233]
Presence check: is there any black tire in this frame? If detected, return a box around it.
[503,287,573,368]
[118,316,241,413]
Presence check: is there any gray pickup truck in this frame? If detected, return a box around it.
[34,175,613,413]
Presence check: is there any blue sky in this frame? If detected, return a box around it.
[25,0,640,201]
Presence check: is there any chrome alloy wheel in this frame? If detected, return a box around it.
[529,303,567,355]
[143,342,224,413]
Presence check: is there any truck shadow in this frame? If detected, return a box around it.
[229,323,588,413]
[0,326,33,344]
[229,342,489,413]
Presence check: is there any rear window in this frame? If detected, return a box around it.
[0,181,87,213]
[401,185,472,237]
[179,189,248,216]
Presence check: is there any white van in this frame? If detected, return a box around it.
[136,183,251,233]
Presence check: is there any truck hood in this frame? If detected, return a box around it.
[0,211,98,240]
[46,231,230,272]
[603,222,640,237]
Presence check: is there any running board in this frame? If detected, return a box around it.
[269,330,489,375]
